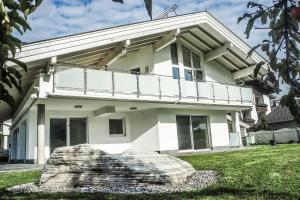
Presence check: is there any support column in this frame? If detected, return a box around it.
[231,111,243,147]
[3,135,8,150]
[37,104,45,165]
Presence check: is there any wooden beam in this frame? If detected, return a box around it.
[204,42,233,62]
[232,65,256,80]
[153,29,180,52]
[96,40,130,68]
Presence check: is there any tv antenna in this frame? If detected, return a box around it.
[155,4,178,20]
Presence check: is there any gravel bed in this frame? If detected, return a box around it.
[7,170,217,194]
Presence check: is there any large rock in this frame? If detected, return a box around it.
[40,144,196,187]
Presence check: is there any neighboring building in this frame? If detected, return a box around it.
[240,79,275,129]
[1,12,269,164]
[0,120,10,151]
[266,105,299,130]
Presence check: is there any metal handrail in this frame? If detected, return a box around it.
[53,66,254,104]
[55,62,252,88]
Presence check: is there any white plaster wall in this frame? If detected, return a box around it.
[250,104,259,123]
[205,60,235,84]
[153,46,172,76]
[263,95,271,115]
[129,109,160,152]
[157,109,179,152]
[89,112,132,154]
[110,45,154,74]
[157,109,230,151]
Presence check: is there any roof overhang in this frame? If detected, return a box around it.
[1,11,269,121]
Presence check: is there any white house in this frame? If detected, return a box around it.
[0,120,11,151]
[2,12,269,164]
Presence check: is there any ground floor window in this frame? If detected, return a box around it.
[176,115,210,150]
[50,118,87,153]
[109,119,125,136]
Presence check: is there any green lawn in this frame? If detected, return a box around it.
[0,144,299,200]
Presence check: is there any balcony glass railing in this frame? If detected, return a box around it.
[53,66,254,104]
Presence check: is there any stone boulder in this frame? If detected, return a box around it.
[40,144,195,187]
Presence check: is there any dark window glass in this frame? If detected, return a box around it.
[172,67,180,80]
[182,45,191,68]
[130,68,141,75]
[109,119,125,135]
[170,43,178,65]
[192,52,201,69]
[70,118,87,146]
[50,119,67,153]
[194,70,203,81]
[184,70,193,81]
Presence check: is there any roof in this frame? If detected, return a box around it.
[266,106,295,124]
[1,11,269,121]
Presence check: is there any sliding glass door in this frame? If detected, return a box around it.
[176,115,210,150]
[176,116,192,150]
[50,118,87,153]
[70,118,87,146]
[50,119,67,153]
[191,116,209,150]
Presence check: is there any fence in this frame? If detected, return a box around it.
[250,128,300,144]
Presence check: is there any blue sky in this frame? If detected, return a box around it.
[20,0,268,46]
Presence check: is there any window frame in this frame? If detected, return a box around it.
[109,118,126,136]
[181,43,204,82]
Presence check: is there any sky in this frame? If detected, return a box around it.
[17,0,287,96]
[19,0,269,44]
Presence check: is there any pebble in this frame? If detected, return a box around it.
[7,170,217,194]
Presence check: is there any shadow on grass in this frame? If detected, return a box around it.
[0,187,299,200]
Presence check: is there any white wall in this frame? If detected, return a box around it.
[263,95,271,115]
[110,45,154,74]
[205,60,235,84]
[157,108,231,150]
[129,109,160,152]
[153,45,172,76]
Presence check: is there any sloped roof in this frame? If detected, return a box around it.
[1,11,269,121]
[266,106,295,124]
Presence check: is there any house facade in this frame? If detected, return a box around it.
[2,12,269,164]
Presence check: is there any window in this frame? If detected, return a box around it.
[182,45,191,68]
[182,45,203,81]
[109,119,125,135]
[172,67,180,80]
[130,68,141,75]
[184,70,193,81]
[171,43,178,65]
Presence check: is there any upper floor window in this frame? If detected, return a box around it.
[130,68,141,75]
[182,45,203,81]
[171,43,178,65]
[172,67,180,80]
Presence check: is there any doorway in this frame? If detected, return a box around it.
[50,118,87,153]
[176,115,210,150]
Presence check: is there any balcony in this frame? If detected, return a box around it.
[51,66,254,106]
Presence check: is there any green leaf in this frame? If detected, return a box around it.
[247,44,261,58]
[6,58,27,72]
[254,61,264,78]
[7,67,22,79]
[238,13,252,23]
[261,12,268,24]
[144,0,152,20]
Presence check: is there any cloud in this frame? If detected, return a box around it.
[19,0,267,47]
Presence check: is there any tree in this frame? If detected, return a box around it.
[238,0,300,124]
[113,0,152,19]
[0,0,42,107]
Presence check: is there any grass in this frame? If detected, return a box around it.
[0,144,299,199]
